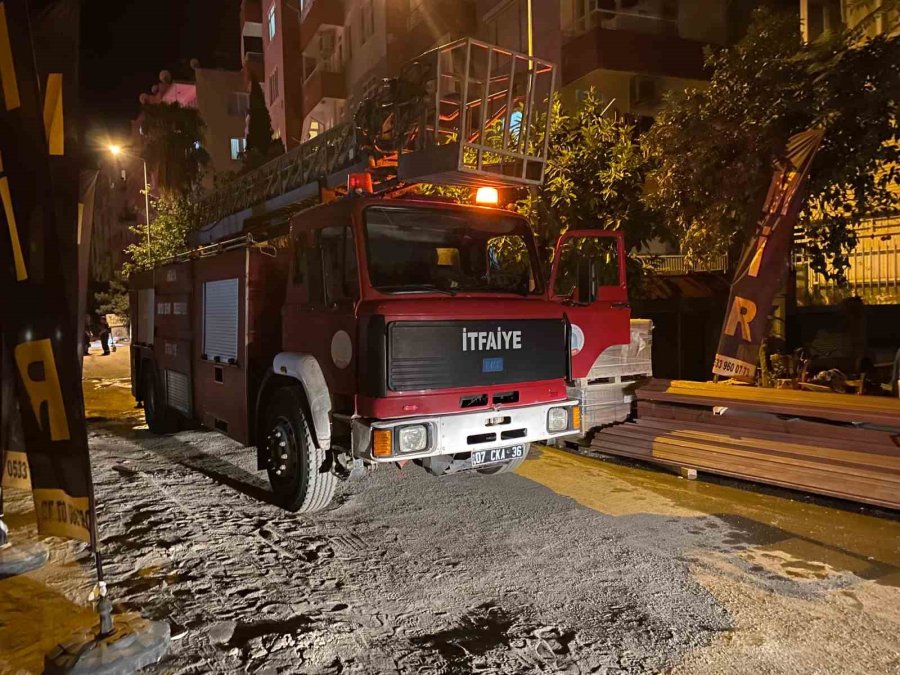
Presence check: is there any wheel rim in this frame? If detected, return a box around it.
[267,418,299,484]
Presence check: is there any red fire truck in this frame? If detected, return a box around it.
[129,40,640,512]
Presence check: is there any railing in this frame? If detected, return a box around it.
[192,122,358,230]
[797,217,900,305]
[303,41,345,84]
[243,51,263,66]
[394,39,556,185]
[564,4,678,39]
[637,253,728,275]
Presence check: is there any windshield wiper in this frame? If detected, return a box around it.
[376,284,456,296]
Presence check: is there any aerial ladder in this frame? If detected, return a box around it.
[190,39,556,247]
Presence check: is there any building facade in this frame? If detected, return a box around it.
[297,0,478,141]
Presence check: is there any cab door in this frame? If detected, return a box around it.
[282,222,359,395]
[547,230,630,379]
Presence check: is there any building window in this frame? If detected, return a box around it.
[230,137,247,160]
[308,119,322,139]
[228,92,250,117]
[320,225,359,304]
[362,0,375,43]
[268,68,279,103]
[802,0,843,42]
[267,3,276,41]
[345,22,353,58]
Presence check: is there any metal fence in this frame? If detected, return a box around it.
[796,217,900,305]
[636,253,729,275]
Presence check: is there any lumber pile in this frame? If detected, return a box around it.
[592,379,900,510]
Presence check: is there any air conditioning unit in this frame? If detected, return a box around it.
[630,76,660,106]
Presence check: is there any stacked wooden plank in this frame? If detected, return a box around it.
[592,379,900,510]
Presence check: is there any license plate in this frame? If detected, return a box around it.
[471,444,525,467]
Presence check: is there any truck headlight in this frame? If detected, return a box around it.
[397,425,428,453]
[547,407,569,432]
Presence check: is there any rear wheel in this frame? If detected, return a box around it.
[142,368,175,434]
[264,388,336,513]
[476,444,530,475]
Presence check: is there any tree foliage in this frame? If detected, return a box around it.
[94,275,130,319]
[122,195,196,275]
[140,102,210,196]
[643,7,900,280]
[243,79,284,171]
[517,91,664,265]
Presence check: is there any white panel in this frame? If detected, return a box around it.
[137,288,155,345]
[203,278,239,362]
[165,370,191,415]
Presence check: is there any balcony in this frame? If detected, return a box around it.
[302,61,346,120]
[300,0,345,53]
[561,23,707,85]
[240,0,262,28]
[242,51,264,84]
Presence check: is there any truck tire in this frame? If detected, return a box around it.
[476,444,530,475]
[142,368,176,434]
[264,387,336,513]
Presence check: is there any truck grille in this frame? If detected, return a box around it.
[388,319,567,392]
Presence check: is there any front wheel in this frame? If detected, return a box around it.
[476,444,530,475]
[264,388,336,513]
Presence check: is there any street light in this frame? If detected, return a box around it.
[107,144,151,259]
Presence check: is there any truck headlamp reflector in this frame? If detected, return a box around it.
[571,405,581,431]
[547,407,569,432]
[398,425,428,453]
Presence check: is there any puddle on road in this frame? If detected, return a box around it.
[521,446,900,586]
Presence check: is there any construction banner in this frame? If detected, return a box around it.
[0,0,94,542]
[713,129,825,382]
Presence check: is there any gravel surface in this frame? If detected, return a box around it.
[86,427,732,674]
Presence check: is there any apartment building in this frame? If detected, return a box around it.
[296,0,477,140]
[556,0,737,119]
[477,0,562,62]
[90,156,140,283]
[90,65,248,284]
[133,64,248,183]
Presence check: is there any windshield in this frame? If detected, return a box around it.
[364,205,541,295]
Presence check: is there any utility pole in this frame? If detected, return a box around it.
[527,0,534,57]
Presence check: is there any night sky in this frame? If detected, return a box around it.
[80,0,241,140]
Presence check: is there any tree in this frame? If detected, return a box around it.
[243,79,284,171]
[94,275,129,319]
[517,91,664,265]
[140,101,210,196]
[122,195,196,275]
[643,7,900,280]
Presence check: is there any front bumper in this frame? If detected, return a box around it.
[351,399,580,463]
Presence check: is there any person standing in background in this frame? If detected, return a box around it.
[98,315,110,356]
